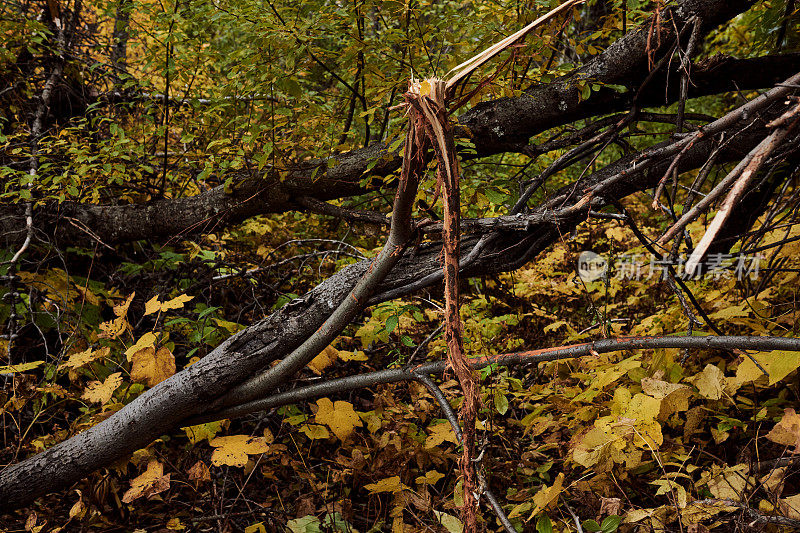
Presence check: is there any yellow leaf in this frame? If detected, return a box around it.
[315,398,362,441]
[244,523,267,533]
[425,422,459,449]
[166,517,185,530]
[81,372,123,404]
[307,345,338,375]
[687,364,725,400]
[75,285,100,306]
[365,475,406,494]
[338,350,367,362]
[125,332,158,360]
[130,346,176,387]
[300,424,330,440]
[60,347,109,370]
[709,304,750,320]
[419,80,432,97]
[183,420,225,444]
[122,460,171,503]
[209,435,270,467]
[0,360,44,373]
[415,470,445,485]
[641,378,691,420]
[433,511,463,533]
[114,292,135,317]
[161,294,194,311]
[766,408,800,453]
[531,473,564,516]
[68,497,86,519]
[734,350,800,387]
[98,316,128,339]
[144,296,161,316]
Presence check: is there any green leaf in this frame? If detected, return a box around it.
[582,519,601,532]
[385,315,399,334]
[286,515,323,533]
[536,514,553,533]
[601,515,622,533]
[493,391,509,415]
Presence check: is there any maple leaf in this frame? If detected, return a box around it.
[113,292,135,317]
[130,346,175,387]
[144,294,194,316]
[122,459,171,503]
[60,347,110,370]
[314,398,363,441]
[97,316,128,339]
[425,421,459,449]
[209,435,269,467]
[183,420,225,444]
[81,372,123,404]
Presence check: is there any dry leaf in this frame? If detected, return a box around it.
[687,364,725,400]
[314,398,363,441]
[766,408,800,453]
[187,460,211,482]
[122,460,171,503]
[365,476,406,494]
[307,345,338,375]
[209,435,269,467]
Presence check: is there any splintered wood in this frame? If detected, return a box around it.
[403,78,480,531]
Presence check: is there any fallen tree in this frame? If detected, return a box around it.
[1,0,800,528]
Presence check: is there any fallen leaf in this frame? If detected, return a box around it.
[425,421,459,449]
[531,472,565,516]
[314,398,362,441]
[307,345,338,375]
[187,460,211,482]
[734,351,800,387]
[687,364,725,400]
[766,408,800,453]
[209,435,269,467]
[365,476,406,494]
[122,460,171,503]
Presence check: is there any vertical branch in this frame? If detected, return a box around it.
[407,78,480,532]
